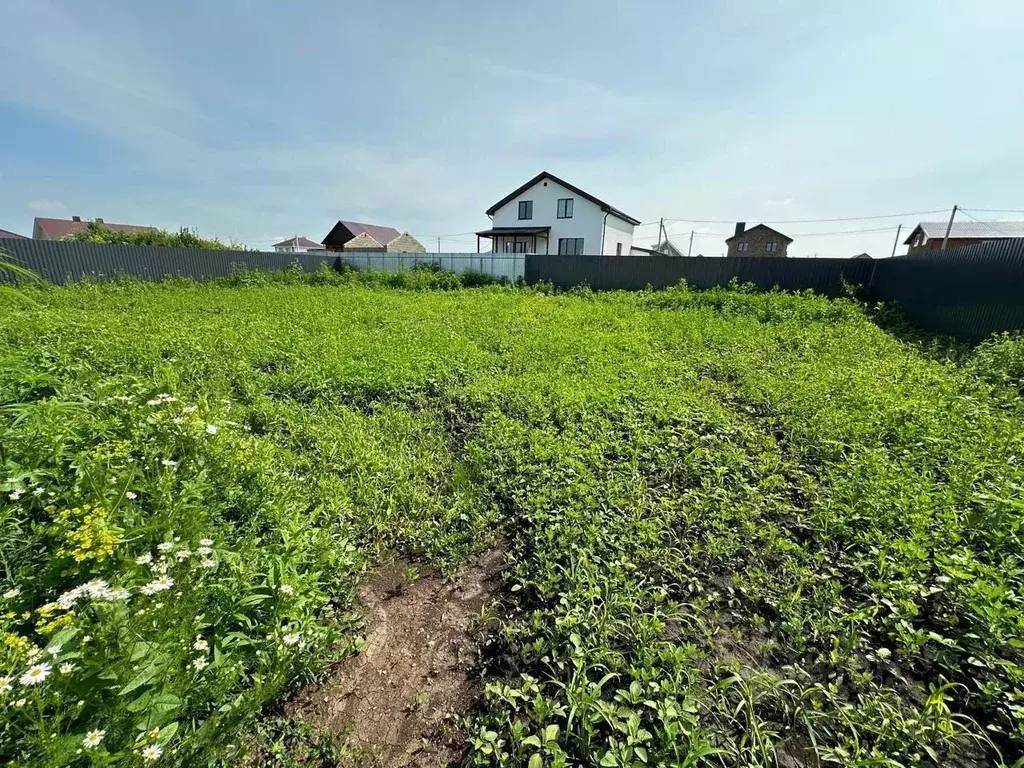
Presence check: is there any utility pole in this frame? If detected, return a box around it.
[658,218,665,251]
[941,205,958,250]
[890,224,902,258]
[437,236,441,253]
[688,230,694,258]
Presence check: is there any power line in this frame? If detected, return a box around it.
[961,207,1024,214]
[662,208,948,225]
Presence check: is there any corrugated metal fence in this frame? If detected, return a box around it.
[2,238,1023,340]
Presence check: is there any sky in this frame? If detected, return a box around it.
[3,1,1024,257]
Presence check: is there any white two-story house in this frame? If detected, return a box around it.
[476,172,639,256]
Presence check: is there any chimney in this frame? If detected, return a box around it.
[733,222,745,238]
[72,216,81,222]
[94,218,104,224]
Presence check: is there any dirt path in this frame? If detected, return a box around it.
[288,550,504,767]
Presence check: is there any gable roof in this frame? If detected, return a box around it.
[725,223,793,244]
[322,220,402,246]
[485,171,641,226]
[273,236,323,248]
[904,220,1024,244]
[655,239,686,258]
[0,228,27,239]
[33,217,157,240]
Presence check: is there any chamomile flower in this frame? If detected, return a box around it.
[199,558,216,569]
[183,404,198,414]
[84,580,109,599]
[279,584,295,595]
[59,662,75,674]
[160,459,178,468]
[8,489,22,501]
[156,542,175,552]
[205,424,218,434]
[125,491,138,500]
[196,546,212,556]
[26,647,43,661]
[3,588,20,599]
[83,729,105,748]
[47,644,63,657]
[193,636,209,652]
[174,548,192,561]
[141,576,174,595]
[199,538,214,547]
[107,588,131,600]
[20,662,52,686]
[136,553,154,565]
[191,656,208,671]
[282,633,301,647]
[32,486,44,496]
[0,676,12,694]
[14,698,26,708]
[141,744,163,762]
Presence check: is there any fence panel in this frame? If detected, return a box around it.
[334,251,524,281]
[525,253,872,295]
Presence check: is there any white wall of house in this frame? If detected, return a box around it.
[490,177,633,255]
[602,215,634,256]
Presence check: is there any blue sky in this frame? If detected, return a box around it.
[2,0,1024,256]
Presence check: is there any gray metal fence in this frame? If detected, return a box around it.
[335,251,524,281]
[0,239,335,284]
[525,253,873,295]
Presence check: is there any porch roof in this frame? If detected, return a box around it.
[475,226,551,238]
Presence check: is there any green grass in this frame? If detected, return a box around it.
[1,277,1022,767]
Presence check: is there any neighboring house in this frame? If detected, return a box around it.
[0,228,27,239]
[321,221,426,253]
[852,252,873,260]
[32,216,157,240]
[272,236,325,253]
[725,222,792,258]
[476,171,639,256]
[653,238,686,258]
[903,220,1024,255]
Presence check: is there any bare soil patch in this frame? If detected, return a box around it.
[288,550,504,767]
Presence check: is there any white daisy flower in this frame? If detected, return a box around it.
[0,676,12,694]
[26,647,43,661]
[282,633,301,647]
[136,553,154,565]
[191,656,208,671]
[84,580,109,599]
[156,542,174,552]
[59,662,75,674]
[198,538,214,547]
[205,424,218,435]
[8,489,22,501]
[183,404,198,414]
[107,588,131,600]
[279,584,295,595]
[83,729,105,748]
[160,460,177,468]
[125,491,137,500]
[14,698,26,708]
[20,662,52,686]
[193,637,209,652]
[3,588,20,599]
[174,549,192,561]
[196,546,212,556]
[199,558,216,569]
[47,644,63,657]
[32,486,44,496]
[141,744,163,761]
[142,575,174,594]
[171,417,184,425]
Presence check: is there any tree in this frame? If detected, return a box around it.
[63,222,241,250]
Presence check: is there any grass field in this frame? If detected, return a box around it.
[1,276,1023,767]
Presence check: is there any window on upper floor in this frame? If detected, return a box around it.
[738,242,749,252]
[558,237,585,255]
[765,241,778,253]
[518,201,533,220]
[557,198,574,218]
[616,242,622,256]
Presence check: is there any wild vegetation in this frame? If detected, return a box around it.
[62,222,240,250]
[1,274,1022,767]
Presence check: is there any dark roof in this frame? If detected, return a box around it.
[904,220,1024,244]
[475,226,551,237]
[725,223,794,244]
[33,217,157,240]
[0,228,27,239]
[273,236,323,248]
[852,252,873,259]
[322,220,402,246]
[485,172,640,226]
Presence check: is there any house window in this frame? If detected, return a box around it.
[616,242,622,256]
[738,242,749,253]
[558,237,584,255]
[765,241,778,253]
[504,241,527,253]
[557,198,574,218]
[518,201,533,220]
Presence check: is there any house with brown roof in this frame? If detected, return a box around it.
[902,220,1024,255]
[0,227,28,239]
[272,236,325,254]
[321,221,426,253]
[32,216,157,241]
[725,222,792,258]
